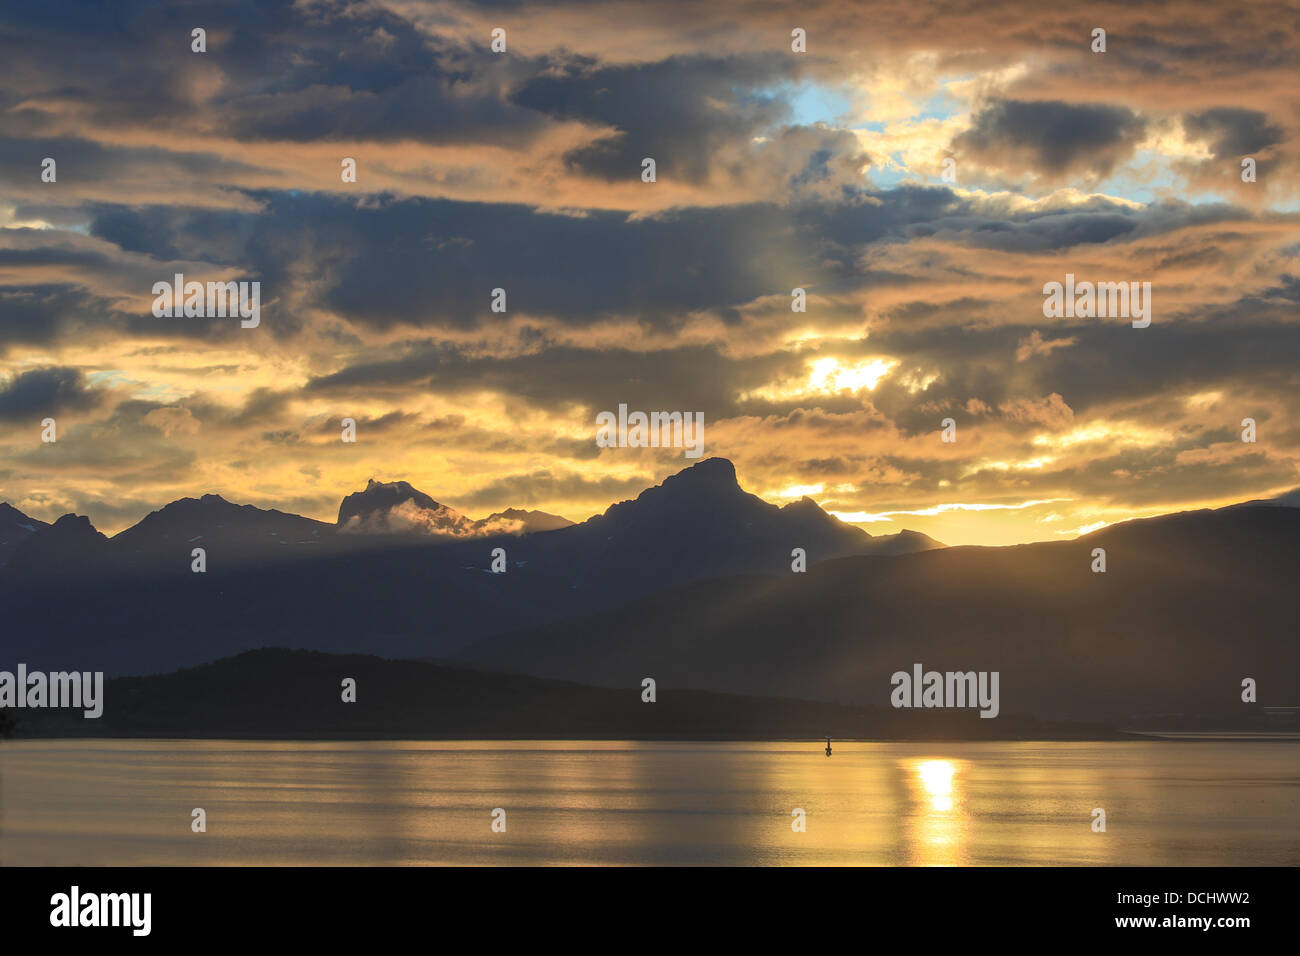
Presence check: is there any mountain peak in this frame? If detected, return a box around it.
[660,456,738,490]
[110,493,332,558]
[598,458,743,523]
[343,479,440,513]
[338,478,469,535]
[481,508,575,534]
[49,513,103,536]
[11,512,108,569]
[363,478,421,496]
[144,493,239,517]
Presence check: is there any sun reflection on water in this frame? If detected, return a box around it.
[906,758,967,864]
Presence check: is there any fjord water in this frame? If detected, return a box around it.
[2,740,1297,866]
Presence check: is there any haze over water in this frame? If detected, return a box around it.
[2,740,1297,866]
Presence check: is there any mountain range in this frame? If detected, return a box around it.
[0,458,941,674]
[2,459,1296,729]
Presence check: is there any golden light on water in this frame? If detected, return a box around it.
[906,758,967,864]
[918,760,955,800]
[5,741,1298,865]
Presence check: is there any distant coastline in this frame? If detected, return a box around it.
[11,648,1293,742]
[5,648,1128,743]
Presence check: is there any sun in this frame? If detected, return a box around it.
[918,759,955,798]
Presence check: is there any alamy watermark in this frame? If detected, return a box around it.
[50,886,150,936]
[152,273,261,328]
[0,664,103,718]
[1042,273,1150,328]
[595,403,704,459]
[890,663,1000,718]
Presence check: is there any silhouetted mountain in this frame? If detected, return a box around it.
[459,503,1300,724]
[4,467,1295,728]
[4,648,1118,741]
[481,508,575,534]
[337,478,477,535]
[1,459,939,675]
[1248,487,1300,508]
[11,513,108,572]
[0,502,48,567]
[112,493,335,568]
[503,457,943,598]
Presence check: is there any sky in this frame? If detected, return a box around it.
[1,0,1298,546]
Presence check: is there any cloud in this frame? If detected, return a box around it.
[1,0,1298,547]
[142,405,200,437]
[999,393,1074,428]
[954,99,1148,180]
[512,54,794,184]
[338,498,478,536]
[1016,330,1078,361]
[0,366,102,420]
[1183,108,1284,160]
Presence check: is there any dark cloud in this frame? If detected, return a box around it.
[39,187,1251,354]
[0,135,269,205]
[87,205,254,264]
[316,411,420,435]
[0,0,551,148]
[513,54,793,183]
[101,193,830,330]
[955,99,1147,177]
[0,286,97,350]
[308,343,788,417]
[72,185,1174,336]
[229,387,293,426]
[0,366,102,420]
[1184,108,1284,159]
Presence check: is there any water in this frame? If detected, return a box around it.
[2,740,1297,865]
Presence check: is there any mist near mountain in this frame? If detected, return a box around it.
[336,479,573,537]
